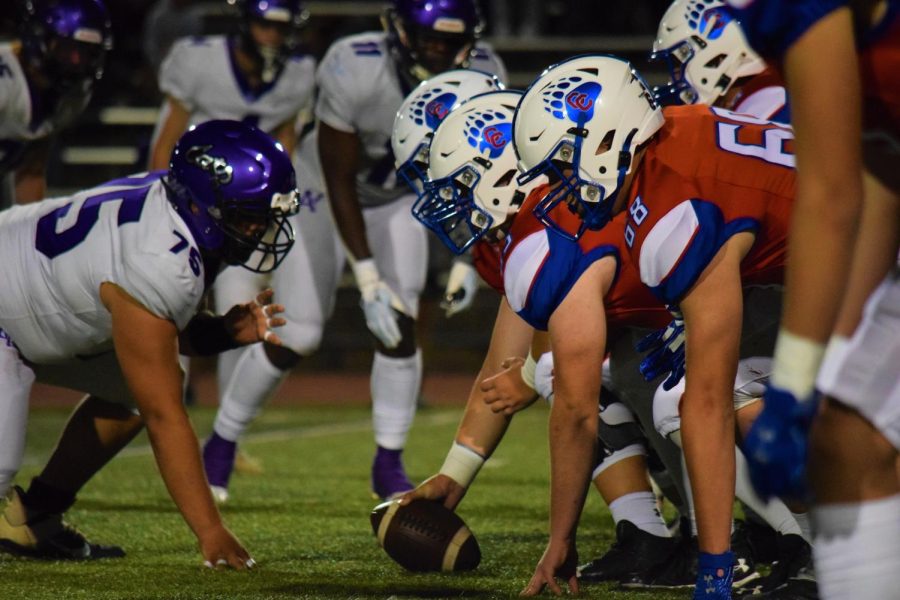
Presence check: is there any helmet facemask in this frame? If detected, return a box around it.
[214,190,298,272]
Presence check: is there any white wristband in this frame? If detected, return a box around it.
[771,329,826,399]
[351,257,379,290]
[520,352,537,391]
[439,442,486,489]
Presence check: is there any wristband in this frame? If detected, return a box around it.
[520,352,537,391]
[439,442,486,489]
[771,329,826,399]
[351,257,379,290]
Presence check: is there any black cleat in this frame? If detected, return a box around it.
[732,522,763,589]
[577,520,677,584]
[620,534,698,589]
[738,534,817,599]
[0,486,124,560]
[738,567,818,599]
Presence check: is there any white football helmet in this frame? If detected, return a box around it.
[392,69,503,195]
[417,90,538,254]
[651,0,765,106]
[513,55,663,239]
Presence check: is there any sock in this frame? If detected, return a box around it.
[371,350,422,449]
[23,477,76,515]
[734,447,803,537]
[609,491,671,538]
[813,494,900,599]
[216,347,245,400]
[213,344,287,442]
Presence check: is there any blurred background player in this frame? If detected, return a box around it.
[725,1,900,599]
[0,0,112,208]
[0,120,297,567]
[207,0,507,502]
[142,0,315,503]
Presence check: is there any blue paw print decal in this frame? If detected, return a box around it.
[408,87,459,130]
[542,78,602,123]
[684,0,733,39]
[465,109,512,159]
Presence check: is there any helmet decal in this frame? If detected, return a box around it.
[424,92,458,128]
[185,145,234,185]
[564,82,602,122]
[465,109,511,159]
[697,6,733,39]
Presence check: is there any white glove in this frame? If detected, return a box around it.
[352,258,402,348]
[441,260,478,318]
[534,352,555,403]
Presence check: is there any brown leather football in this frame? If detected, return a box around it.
[370,499,481,572]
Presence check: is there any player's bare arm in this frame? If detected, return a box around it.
[318,121,370,260]
[149,97,191,171]
[481,329,549,415]
[678,232,750,554]
[522,260,610,596]
[272,116,298,158]
[781,7,862,345]
[403,298,534,510]
[13,139,50,203]
[100,281,253,570]
[178,289,286,356]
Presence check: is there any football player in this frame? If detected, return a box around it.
[213,0,507,502]
[144,0,314,502]
[724,1,900,598]
[0,120,298,568]
[512,55,800,599]
[0,0,112,207]
[398,89,691,586]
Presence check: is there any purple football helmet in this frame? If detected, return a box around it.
[21,0,112,91]
[384,0,484,84]
[236,0,308,83]
[165,120,299,273]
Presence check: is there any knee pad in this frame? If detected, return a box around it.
[278,319,325,356]
[594,391,648,476]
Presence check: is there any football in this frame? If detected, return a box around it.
[370,499,481,572]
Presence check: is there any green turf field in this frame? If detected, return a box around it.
[3,403,687,599]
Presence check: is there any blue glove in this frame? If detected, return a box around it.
[636,308,685,391]
[693,551,734,599]
[743,385,819,500]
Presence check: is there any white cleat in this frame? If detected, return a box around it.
[210,486,229,505]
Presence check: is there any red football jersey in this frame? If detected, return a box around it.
[623,104,796,305]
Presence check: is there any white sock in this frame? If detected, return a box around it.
[371,350,422,450]
[735,447,803,537]
[813,494,900,600]
[792,510,812,543]
[213,344,286,442]
[216,347,245,399]
[609,491,671,538]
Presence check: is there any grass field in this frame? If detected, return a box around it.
[3,402,687,599]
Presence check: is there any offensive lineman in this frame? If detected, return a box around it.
[0,0,112,207]
[0,120,298,567]
[210,0,507,502]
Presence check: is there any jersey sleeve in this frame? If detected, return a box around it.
[472,240,505,295]
[726,0,846,58]
[315,41,361,133]
[504,228,617,331]
[117,243,204,331]
[636,198,759,304]
[157,37,202,111]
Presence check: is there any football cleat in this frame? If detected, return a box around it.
[0,486,124,560]
[578,520,677,583]
[371,447,414,500]
[731,523,763,588]
[738,535,817,598]
[621,534,698,589]
[202,432,237,504]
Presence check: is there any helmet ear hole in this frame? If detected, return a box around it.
[595,130,616,156]
[493,169,516,188]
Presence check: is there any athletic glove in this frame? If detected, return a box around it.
[636,307,685,391]
[441,260,478,318]
[352,258,402,349]
[744,384,818,500]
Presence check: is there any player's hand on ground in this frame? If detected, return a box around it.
[398,474,466,511]
[521,539,579,596]
[481,357,539,415]
[224,288,286,346]
[441,260,478,318]
[199,525,255,571]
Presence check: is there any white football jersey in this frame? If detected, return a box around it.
[314,32,507,206]
[0,44,56,173]
[0,173,205,363]
[155,35,316,134]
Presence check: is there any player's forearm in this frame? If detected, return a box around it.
[328,186,372,261]
[141,401,224,537]
[547,396,595,543]
[178,312,241,356]
[456,367,513,458]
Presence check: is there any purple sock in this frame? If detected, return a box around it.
[202,432,237,488]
